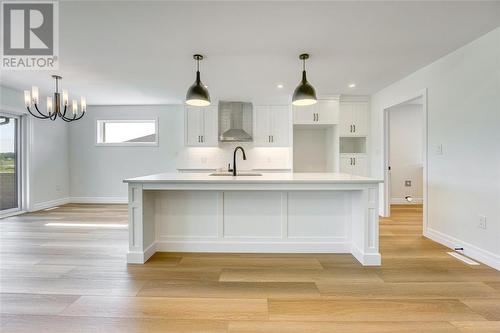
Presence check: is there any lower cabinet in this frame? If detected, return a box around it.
[340,154,368,176]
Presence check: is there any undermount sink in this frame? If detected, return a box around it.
[209,172,262,176]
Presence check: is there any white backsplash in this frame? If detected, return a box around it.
[177,143,292,171]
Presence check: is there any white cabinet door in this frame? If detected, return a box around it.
[339,103,355,136]
[293,104,316,124]
[340,155,353,174]
[270,105,289,146]
[185,106,203,146]
[339,101,368,136]
[340,154,368,176]
[352,103,368,136]
[185,106,217,146]
[254,106,272,146]
[352,155,368,176]
[255,105,289,147]
[201,106,218,146]
[317,99,339,124]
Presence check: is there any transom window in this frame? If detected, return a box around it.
[96,119,158,146]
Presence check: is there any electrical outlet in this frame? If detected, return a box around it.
[478,215,487,229]
[405,180,411,187]
[435,144,443,155]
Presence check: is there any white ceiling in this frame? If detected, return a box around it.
[1,1,499,105]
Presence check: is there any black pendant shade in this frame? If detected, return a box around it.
[186,54,211,106]
[292,54,317,106]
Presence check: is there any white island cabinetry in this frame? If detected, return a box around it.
[124,173,382,266]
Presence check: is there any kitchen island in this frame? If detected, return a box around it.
[123,173,382,266]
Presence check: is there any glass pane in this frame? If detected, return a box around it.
[0,115,19,211]
[102,121,156,143]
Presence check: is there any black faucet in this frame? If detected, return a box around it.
[232,146,246,176]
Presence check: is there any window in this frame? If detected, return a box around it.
[96,119,158,146]
[0,113,22,215]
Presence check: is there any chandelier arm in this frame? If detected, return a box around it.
[73,110,86,121]
[60,105,73,121]
[26,106,49,119]
[50,110,58,121]
[34,104,50,118]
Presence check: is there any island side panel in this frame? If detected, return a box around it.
[127,184,156,263]
[350,186,381,266]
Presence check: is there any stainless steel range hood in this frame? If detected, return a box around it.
[218,101,253,142]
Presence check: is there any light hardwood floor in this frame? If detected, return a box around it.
[1,204,499,332]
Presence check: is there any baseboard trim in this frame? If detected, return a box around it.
[424,227,500,271]
[390,197,423,204]
[70,197,128,204]
[351,245,382,266]
[156,241,351,254]
[32,197,70,211]
[127,242,156,264]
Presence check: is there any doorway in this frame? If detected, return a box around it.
[0,113,23,216]
[383,91,428,232]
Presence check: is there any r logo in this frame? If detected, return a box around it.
[2,2,54,55]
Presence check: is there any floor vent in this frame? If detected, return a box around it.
[447,251,480,265]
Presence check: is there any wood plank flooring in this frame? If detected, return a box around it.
[1,203,499,332]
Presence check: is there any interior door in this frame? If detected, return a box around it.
[0,113,21,214]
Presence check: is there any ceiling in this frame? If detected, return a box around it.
[1,1,499,105]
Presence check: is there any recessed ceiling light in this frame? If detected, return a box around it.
[348,83,356,88]
[277,84,284,89]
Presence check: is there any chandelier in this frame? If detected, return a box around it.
[24,75,86,122]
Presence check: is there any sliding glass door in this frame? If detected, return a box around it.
[0,113,21,214]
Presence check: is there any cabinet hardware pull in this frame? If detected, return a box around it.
[198,135,200,142]
[353,157,356,165]
[271,135,274,143]
[350,125,352,132]
[353,124,356,133]
[201,135,204,143]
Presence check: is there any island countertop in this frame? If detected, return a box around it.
[123,172,382,184]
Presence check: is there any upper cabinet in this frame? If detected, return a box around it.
[254,105,290,146]
[293,98,339,125]
[185,106,218,146]
[339,101,368,136]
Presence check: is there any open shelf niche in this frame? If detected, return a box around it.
[292,125,339,172]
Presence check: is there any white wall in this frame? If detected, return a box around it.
[1,86,70,210]
[389,103,423,203]
[370,28,500,267]
[69,105,291,200]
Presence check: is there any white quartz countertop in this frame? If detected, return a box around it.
[124,172,382,184]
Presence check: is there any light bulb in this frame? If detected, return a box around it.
[62,89,68,106]
[32,86,39,104]
[72,100,78,115]
[47,96,53,114]
[24,90,31,107]
[80,97,86,112]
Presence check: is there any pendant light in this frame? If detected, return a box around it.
[292,53,317,106]
[185,54,211,106]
